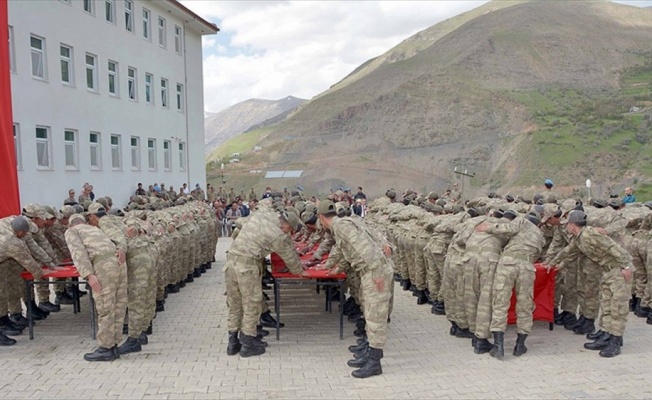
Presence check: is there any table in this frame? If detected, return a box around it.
[20,266,96,340]
[271,267,347,341]
[507,263,556,330]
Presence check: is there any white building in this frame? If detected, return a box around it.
[8,0,218,207]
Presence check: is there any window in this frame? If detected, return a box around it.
[13,123,21,169]
[145,73,153,104]
[111,134,122,169]
[163,140,171,170]
[108,60,118,96]
[147,139,156,170]
[174,25,182,54]
[35,126,51,168]
[127,67,137,100]
[60,44,73,85]
[85,53,98,91]
[64,129,78,169]
[105,0,115,23]
[89,132,101,169]
[142,8,151,40]
[176,83,184,111]
[130,136,140,169]
[30,35,46,79]
[124,0,133,32]
[179,141,186,170]
[8,26,15,73]
[83,0,94,15]
[158,17,166,47]
[160,78,168,107]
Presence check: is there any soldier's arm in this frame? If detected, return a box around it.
[24,233,54,265]
[484,219,518,240]
[64,229,94,278]
[313,232,335,260]
[48,226,71,259]
[4,237,45,279]
[323,242,343,271]
[548,238,579,270]
[100,219,128,253]
[270,234,304,275]
[543,228,566,263]
[33,231,58,263]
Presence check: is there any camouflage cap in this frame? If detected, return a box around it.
[108,208,125,217]
[281,211,303,233]
[435,199,446,207]
[43,205,58,219]
[72,204,85,214]
[60,205,76,218]
[385,188,397,199]
[608,198,623,209]
[427,191,439,200]
[285,205,299,217]
[295,201,306,214]
[305,202,317,214]
[541,204,562,223]
[526,211,541,225]
[10,216,30,232]
[452,204,465,214]
[560,198,577,214]
[423,202,443,214]
[22,204,51,219]
[592,199,607,209]
[503,210,518,220]
[317,200,337,216]
[96,197,109,209]
[567,210,587,226]
[69,213,86,226]
[88,202,107,216]
[105,196,113,206]
[301,211,316,224]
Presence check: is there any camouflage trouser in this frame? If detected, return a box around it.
[600,268,629,337]
[473,254,500,340]
[628,236,648,301]
[126,248,153,337]
[424,251,445,302]
[443,248,467,328]
[579,256,601,319]
[259,261,269,315]
[412,238,428,291]
[359,264,393,349]
[490,257,535,335]
[146,243,160,325]
[463,250,500,335]
[395,246,409,280]
[0,260,23,315]
[346,268,361,303]
[405,238,417,285]
[225,255,262,337]
[559,256,579,314]
[93,256,128,349]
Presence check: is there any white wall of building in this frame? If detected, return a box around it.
[8,0,217,208]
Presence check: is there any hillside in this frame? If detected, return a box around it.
[203,96,305,154]
[207,1,652,200]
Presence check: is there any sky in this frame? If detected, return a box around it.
[179,0,652,114]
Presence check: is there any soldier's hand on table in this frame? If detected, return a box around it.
[299,270,310,277]
[116,250,126,264]
[86,274,102,292]
[621,268,633,283]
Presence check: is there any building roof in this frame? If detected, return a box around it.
[166,0,219,35]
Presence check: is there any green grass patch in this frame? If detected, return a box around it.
[206,126,274,162]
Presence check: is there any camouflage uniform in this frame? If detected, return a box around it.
[123,214,154,338]
[550,227,633,338]
[224,211,303,337]
[488,217,545,335]
[545,223,579,316]
[65,221,128,349]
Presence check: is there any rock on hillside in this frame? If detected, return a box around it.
[204,96,305,154]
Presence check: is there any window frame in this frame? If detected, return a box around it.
[147,138,157,171]
[160,78,168,108]
[30,35,47,80]
[105,0,115,24]
[85,53,98,92]
[163,140,171,171]
[127,66,137,101]
[8,26,16,73]
[174,25,182,54]
[89,131,102,170]
[108,60,119,96]
[110,134,122,170]
[35,126,52,169]
[60,44,74,86]
[64,129,79,170]
[130,136,140,170]
[124,0,134,32]
[83,0,95,15]
[179,141,186,171]
[13,123,22,170]
[145,73,153,104]
[142,8,151,41]
[176,83,184,112]
[158,16,166,48]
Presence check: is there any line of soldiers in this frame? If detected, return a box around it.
[0,195,218,361]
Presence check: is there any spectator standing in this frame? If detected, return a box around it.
[135,183,146,196]
[64,189,77,205]
[354,187,367,201]
[225,202,242,236]
[623,187,636,204]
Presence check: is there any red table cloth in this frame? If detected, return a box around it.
[507,263,556,324]
[21,265,80,281]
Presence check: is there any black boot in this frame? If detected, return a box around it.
[0,316,23,336]
[260,310,284,328]
[599,335,622,358]
[401,279,411,291]
[449,321,459,336]
[156,300,165,312]
[199,264,207,273]
[586,329,604,340]
[489,331,504,359]
[185,274,194,283]
[123,324,129,335]
[474,338,493,355]
[0,332,16,346]
[555,311,576,326]
[565,315,585,331]
[205,262,212,270]
[635,300,651,318]
[584,331,611,350]
[573,318,595,335]
[647,313,652,325]
[31,300,49,317]
[112,345,120,359]
[347,308,363,321]
[138,332,148,345]
[84,347,117,361]
[352,343,369,359]
[347,347,370,368]
[145,322,153,335]
[227,331,241,356]
[193,268,201,278]
[455,327,474,339]
[55,291,75,305]
[38,301,60,313]
[349,338,368,353]
[433,301,445,315]
[513,333,528,357]
[240,334,265,357]
[117,337,142,355]
[9,314,29,329]
[167,283,179,293]
[416,290,428,305]
[629,295,637,312]
[351,347,383,378]
[257,325,269,337]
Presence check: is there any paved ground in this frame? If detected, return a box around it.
[1,238,651,399]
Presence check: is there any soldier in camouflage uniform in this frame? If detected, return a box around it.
[224,210,306,357]
[65,213,128,361]
[318,200,394,379]
[477,211,544,358]
[547,210,633,358]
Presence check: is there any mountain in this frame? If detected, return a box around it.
[203,96,306,154]
[208,1,652,199]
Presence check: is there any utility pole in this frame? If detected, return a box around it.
[454,166,475,200]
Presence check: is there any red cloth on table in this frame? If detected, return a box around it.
[507,263,556,324]
[270,250,328,273]
[21,266,80,281]
[272,269,346,280]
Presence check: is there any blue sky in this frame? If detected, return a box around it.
[179,1,652,113]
